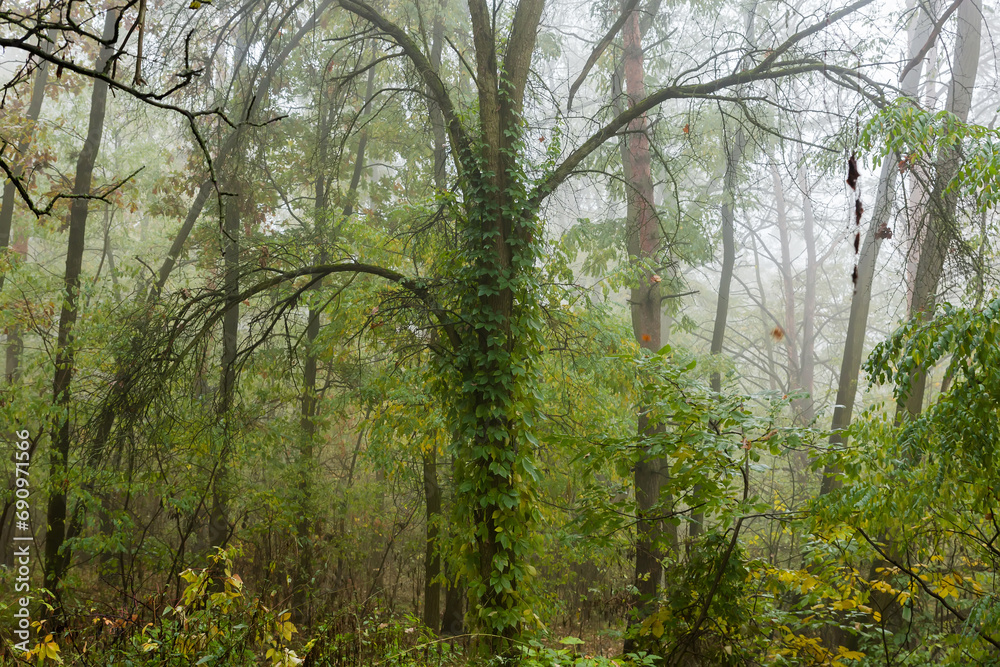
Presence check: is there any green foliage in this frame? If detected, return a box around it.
[571,344,798,544]
[11,0,1000,663]
[860,99,1000,211]
[811,296,1000,662]
[864,296,1000,510]
[509,637,659,666]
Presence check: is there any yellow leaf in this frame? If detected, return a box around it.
[44,641,60,660]
[837,648,866,660]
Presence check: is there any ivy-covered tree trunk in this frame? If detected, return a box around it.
[43,9,117,610]
[452,143,541,651]
[446,0,545,651]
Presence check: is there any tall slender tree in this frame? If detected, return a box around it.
[619,0,675,633]
[901,0,981,418]
[821,0,932,495]
[43,9,118,609]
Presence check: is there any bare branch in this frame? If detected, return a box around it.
[0,162,144,218]
[532,59,880,205]
[757,0,875,71]
[898,0,964,84]
[567,0,641,111]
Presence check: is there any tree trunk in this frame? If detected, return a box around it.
[292,62,374,620]
[0,32,51,294]
[695,120,747,538]
[151,180,214,298]
[772,164,800,394]
[618,1,676,647]
[865,7,982,640]
[451,0,545,653]
[820,0,932,496]
[209,183,240,552]
[694,3,756,541]
[293,289,320,619]
[422,9,447,633]
[0,32,52,567]
[901,0,980,418]
[798,160,817,425]
[821,2,939,650]
[2,30,53,390]
[440,452,465,635]
[43,9,117,611]
[422,443,442,632]
[750,235,779,391]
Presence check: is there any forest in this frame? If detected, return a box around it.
[0,0,999,664]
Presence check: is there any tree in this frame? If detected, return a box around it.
[618,0,675,637]
[42,9,118,611]
[0,30,52,566]
[821,0,932,496]
[899,0,981,418]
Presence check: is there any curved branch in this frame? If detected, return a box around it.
[337,0,471,170]
[567,0,640,111]
[756,0,875,71]
[532,60,880,205]
[898,0,964,84]
[175,262,462,357]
